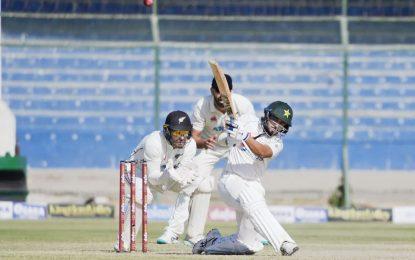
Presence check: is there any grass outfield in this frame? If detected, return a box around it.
[0,219,414,259]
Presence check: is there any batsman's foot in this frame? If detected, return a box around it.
[192,229,221,254]
[183,234,204,247]
[156,230,179,244]
[280,241,299,256]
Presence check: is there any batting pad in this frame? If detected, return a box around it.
[187,192,211,240]
[135,177,154,205]
[166,192,191,235]
[239,186,295,254]
[117,197,143,250]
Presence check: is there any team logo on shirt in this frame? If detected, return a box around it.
[210,116,217,122]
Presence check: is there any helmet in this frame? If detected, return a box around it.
[262,101,293,136]
[163,110,192,145]
[211,74,233,92]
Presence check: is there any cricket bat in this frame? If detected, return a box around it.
[208,60,238,118]
[208,60,256,155]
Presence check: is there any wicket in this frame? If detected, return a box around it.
[118,160,148,253]
[141,162,148,253]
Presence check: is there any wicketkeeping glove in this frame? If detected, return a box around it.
[165,165,197,188]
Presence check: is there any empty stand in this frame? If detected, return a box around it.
[2,46,155,167]
[1,1,414,170]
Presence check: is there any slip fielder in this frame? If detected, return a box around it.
[157,74,256,245]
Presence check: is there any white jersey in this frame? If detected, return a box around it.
[191,93,255,150]
[225,114,283,181]
[129,131,197,186]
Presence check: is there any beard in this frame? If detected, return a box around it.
[172,140,186,149]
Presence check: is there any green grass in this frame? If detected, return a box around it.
[0,219,414,259]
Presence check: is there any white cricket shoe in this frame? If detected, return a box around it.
[113,239,130,252]
[183,234,204,247]
[156,230,179,244]
[280,241,299,256]
[261,239,270,245]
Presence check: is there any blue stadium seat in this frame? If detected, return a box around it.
[2,44,415,170]
[270,140,342,169]
[349,141,415,170]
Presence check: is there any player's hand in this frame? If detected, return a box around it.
[216,132,228,146]
[225,118,250,142]
[224,116,238,131]
[166,166,197,188]
[204,135,217,149]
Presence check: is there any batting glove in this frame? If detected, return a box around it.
[224,117,238,131]
[225,118,250,143]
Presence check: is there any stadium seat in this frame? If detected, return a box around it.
[2,25,415,169]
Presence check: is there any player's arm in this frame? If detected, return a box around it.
[192,129,205,148]
[146,158,164,186]
[191,98,217,149]
[179,138,197,166]
[226,116,282,159]
[142,140,165,186]
[166,139,198,188]
[244,137,273,158]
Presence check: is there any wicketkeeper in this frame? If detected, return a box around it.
[192,101,299,256]
[114,110,202,251]
[157,74,256,245]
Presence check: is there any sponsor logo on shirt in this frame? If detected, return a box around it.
[213,126,224,132]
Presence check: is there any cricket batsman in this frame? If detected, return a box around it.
[192,101,299,256]
[157,74,256,245]
[114,110,201,252]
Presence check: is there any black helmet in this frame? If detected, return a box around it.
[262,101,293,136]
[163,110,192,145]
[212,74,233,92]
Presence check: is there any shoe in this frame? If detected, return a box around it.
[156,230,179,244]
[183,239,194,247]
[184,235,204,247]
[113,240,129,252]
[280,241,299,256]
[192,229,221,254]
[261,240,270,246]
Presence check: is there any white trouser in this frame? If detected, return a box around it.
[165,147,228,238]
[218,172,295,254]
